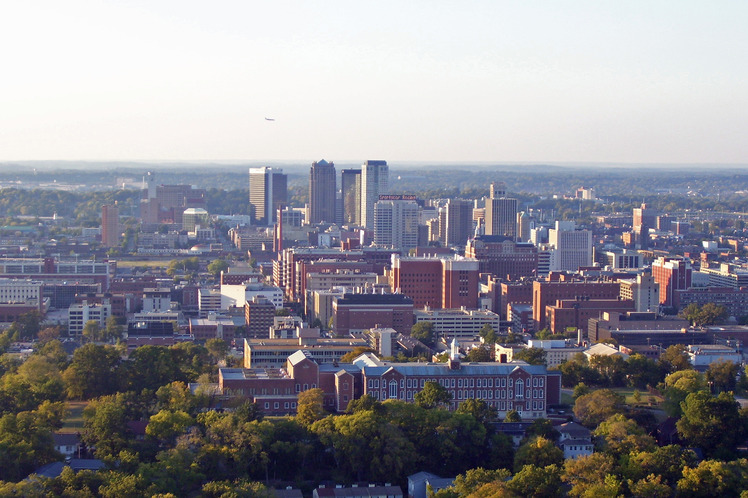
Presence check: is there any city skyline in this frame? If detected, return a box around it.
[2,1,748,165]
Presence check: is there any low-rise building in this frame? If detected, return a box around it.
[413,308,501,342]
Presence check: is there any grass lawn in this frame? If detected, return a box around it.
[610,387,664,407]
[60,401,88,433]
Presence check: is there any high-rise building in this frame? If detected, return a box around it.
[373,197,419,251]
[390,255,479,310]
[484,182,518,238]
[548,221,593,272]
[139,171,206,225]
[101,204,120,248]
[465,235,538,280]
[652,257,692,307]
[309,159,336,224]
[360,160,388,229]
[340,169,361,225]
[249,167,287,226]
[442,199,474,247]
[632,203,657,249]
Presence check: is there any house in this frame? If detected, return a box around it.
[557,421,594,459]
[314,483,403,498]
[407,472,455,498]
[53,432,81,460]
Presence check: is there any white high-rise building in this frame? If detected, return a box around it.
[373,198,419,251]
[360,160,389,229]
[548,221,592,272]
[249,167,287,226]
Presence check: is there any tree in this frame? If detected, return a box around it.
[207,259,230,278]
[411,321,436,347]
[205,338,229,363]
[626,354,664,389]
[456,398,497,425]
[676,459,748,497]
[104,316,124,343]
[662,369,708,417]
[677,391,746,458]
[63,343,121,399]
[146,409,194,444]
[450,467,512,496]
[573,389,625,428]
[680,302,728,326]
[513,436,564,472]
[465,346,491,362]
[659,344,692,374]
[572,382,590,400]
[561,453,616,497]
[507,464,563,498]
[415,381,452,409]
[82,320,101,343]
[593,413,656,458]
[37,326,61,343]
[504,409,522,423]
[535,328,554,340]
[339,346,375,363]
[514,347,546,366]
[479,324,498,346]
[296,388,326,426]
[706,359,740,393]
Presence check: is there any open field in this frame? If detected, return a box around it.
[60,401,88,433]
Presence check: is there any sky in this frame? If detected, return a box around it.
[1,1,747,165]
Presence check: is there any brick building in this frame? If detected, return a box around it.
[333,293,414,336]
[466,236,538,281]
[532,276,620,332]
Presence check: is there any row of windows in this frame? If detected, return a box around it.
[368,376,545,390]
[264,401,297,410]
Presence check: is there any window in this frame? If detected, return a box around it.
[368,379,373,389]
[516,380,524,398]
[375,379,380,388]
[451,379,455,388]
[533,377,538,387]
[420,379,425,388]
[264,402,270,409]
[539,377,544,387]
[400,379,404,388]
[274,402,279,409]
[292,402,297,409]
[284,402,290,409]
[389,380,398,399]
[312,384,316,389]
[458,379,463,388]
[303,383,308,390]
[489,378,493,387]
[508,378,513,388]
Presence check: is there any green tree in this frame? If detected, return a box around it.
[661,369,708,417]
[514,347,547,365]
[677,391,746,458]
[296,388,326,426]
[104,315,124,343]
[706,359,740,393]
[626,354,664,389]
[146,409,194,444]
[450,467,512,496]
[513,436,564,472]
[415,381,452,409]
[507,464,563,498]
[504,409,522,423]
[205,338,229,363]
[659,344,692,374]
[573,382,590,400]
[479,324,498,345]
[82,320,101,343]
[339,346,376,363]
[456,398,497,425]
[676,459,748,497]
[593,413,656,458]
[465,346,491,362]
[63,343,121,399]
[207,259,230,278]
[573,389,625,428]
[561,453,616,498]
[680,302,729,326]
[411,321,436,347]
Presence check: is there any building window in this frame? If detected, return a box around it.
[284,402,289,409]
[389,381,398,399]
[516,380,524,398]
[400,379,404,388]
[489,378,493,387]
[303,384,308,390]
[264,402,270,409]
[451,379,455,388]
[458,379,463,388]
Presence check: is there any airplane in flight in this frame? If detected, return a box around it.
[265,117,275,121]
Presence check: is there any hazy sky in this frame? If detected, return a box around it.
[2,1,747,164]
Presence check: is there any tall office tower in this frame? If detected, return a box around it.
[548,221,593,272]
[632,202,657,249]
[101,204,120,248]
[249,167,287,226]
[309,159,336,224]
[517,211,531,242]
[484,182,518,238]
[652,257,692,307]
[373,198,419,251]
[443,199,474,247]
[341,169,361,225]
[360,160,389,229]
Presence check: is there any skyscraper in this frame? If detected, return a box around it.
[484,182,518,238]
[101,204,120,248]
[341,169,361,225]
[360,160,388,229]
[548,221,593,272]
[249,167,287,226]
[309,159,336,224]
[373,197,419,251]
[442,199,474,247]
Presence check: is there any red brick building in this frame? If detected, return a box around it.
[465,236,538,281]
[532,276,620,332]
[332,293,414,336]
[545,298,635,335]
[390,256,479,310]
[652,257,692,307]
